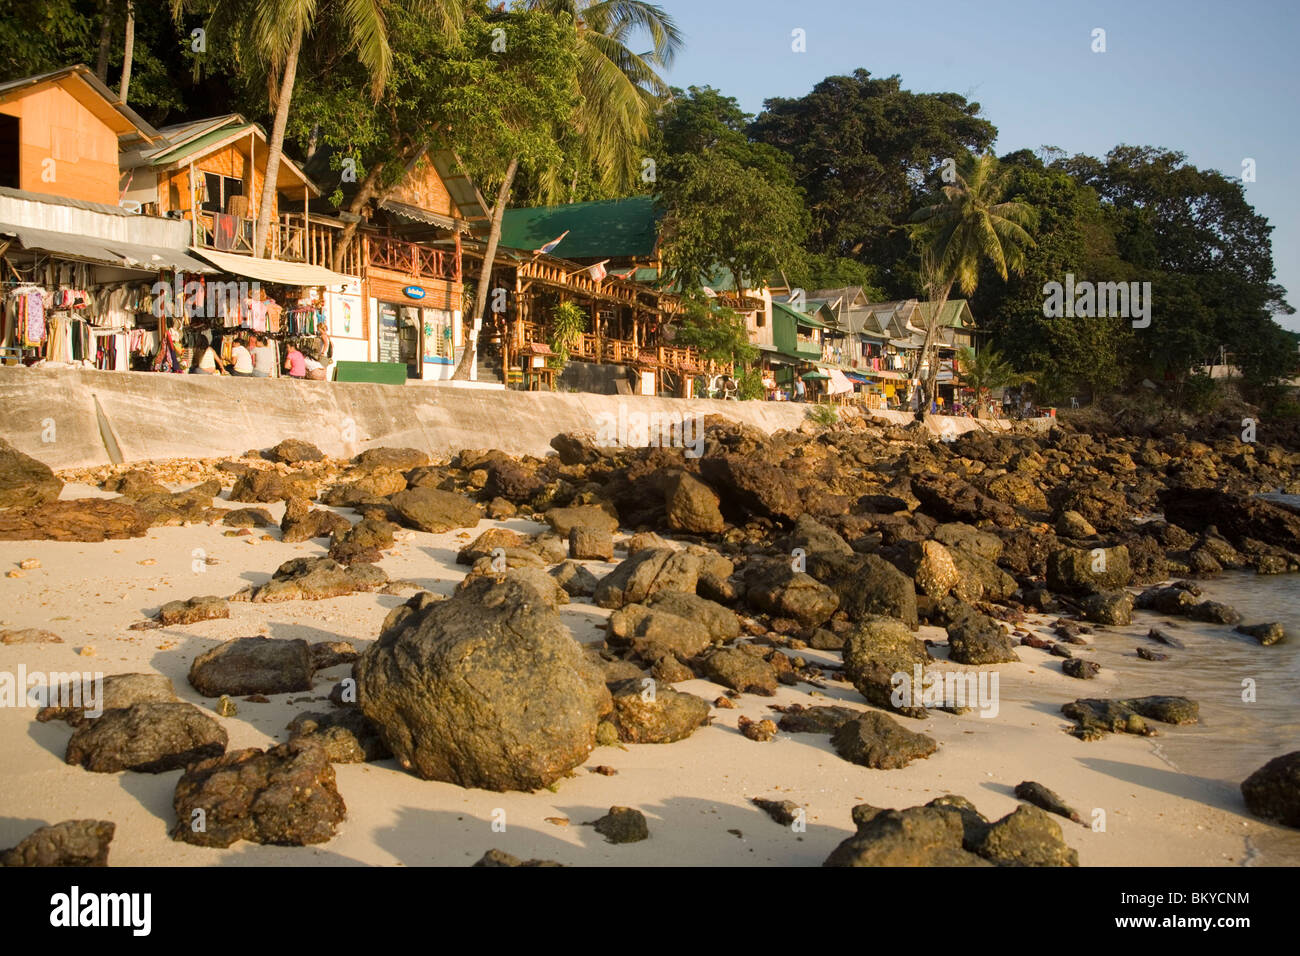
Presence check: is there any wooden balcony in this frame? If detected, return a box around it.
[187,211,362,276]
[367,235,459,282]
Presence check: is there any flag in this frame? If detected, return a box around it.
[702,287,717,298]
[608,266,638,281]
[586,259,610,282]
[533,230,569,256]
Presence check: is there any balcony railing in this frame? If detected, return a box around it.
[187,210,362,276]
[367,235,459,282]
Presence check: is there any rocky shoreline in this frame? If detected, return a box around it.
[0,412,1297,866]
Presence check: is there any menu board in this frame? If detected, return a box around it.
[378,304,401,365]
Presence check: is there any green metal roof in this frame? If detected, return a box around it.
[497,196,660,259]
[149,123,256,166]
[773,300,827,329]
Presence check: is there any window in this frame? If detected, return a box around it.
[0,115,18,189]
[201,172,244,215]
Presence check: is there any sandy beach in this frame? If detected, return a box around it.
[2,479,1291,867]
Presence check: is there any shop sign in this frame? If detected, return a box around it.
[404,286,425,300]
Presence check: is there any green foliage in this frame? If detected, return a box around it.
[750,69,997,290]
[668,294,757,367]
[735,365,766,401]
[955,346,1035,399]
[653,86,808,292]
[292,5,577,206]
[788,251,886,299]
[547,300,586,365]
[1177,371,1222,416]
[806,404,838,427]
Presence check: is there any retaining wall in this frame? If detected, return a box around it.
[0,366,1045,470]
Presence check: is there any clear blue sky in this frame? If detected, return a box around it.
[657,0,1300,332]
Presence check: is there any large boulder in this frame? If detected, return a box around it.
[970,804,1079,867]
[0,437,62,508]
[1241,752,1300,827]
[353,447,429,471]
[1046,546,1132,595]
[831,712,938,769]
[171,739,346,848]
[229,469,317,503]
[809,552,918,628]
[1081,590,1135,626]
[699,454,803,523]
[0,820,115,867]
[189,636,314,697]
[269,439,325,464]
[841,616,930,717]
[824,804,990,867]
[0,499,149,542]
[65,702,227,773]
[1160,487,1300,550]
[594,548,701,609]
[238,557,387,602]
[280,496,350,543]
[945,604,1019,665]
[390,487,481,533]
[745,562,839,627]
[38,672,176,726]
[606,678,710,743]
[544,503,619,537]
[355,576,610,791]
[663,471,725,534]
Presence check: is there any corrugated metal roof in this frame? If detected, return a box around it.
[0,185,136,217]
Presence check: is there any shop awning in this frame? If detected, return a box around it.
[2,225,216,273]
[4,225,117,264]
[843,370,870,384]
[108,242,216,273]
[190,247,357,288]
[802,370,830,380]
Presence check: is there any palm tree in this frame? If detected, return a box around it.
[954,345,1035,416]
[172,0,419,258]
[907,152,1036,417]
[452,0,681,380]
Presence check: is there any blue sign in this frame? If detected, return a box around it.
[404,286,425,300]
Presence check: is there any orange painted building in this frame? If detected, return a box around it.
[0,65,158,205]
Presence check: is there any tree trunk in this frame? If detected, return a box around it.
[118,0,134,104]
[254,29,302,259]
[330,160,386,273]
[96,0,114,83]
[909,276,953,420]
[452,157,518,381]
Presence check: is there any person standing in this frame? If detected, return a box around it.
[794,377,806,402]
[229,334,254,377]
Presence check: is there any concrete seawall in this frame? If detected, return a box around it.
[0,367,1043,470]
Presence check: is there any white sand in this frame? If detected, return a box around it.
[0,484,1278,866]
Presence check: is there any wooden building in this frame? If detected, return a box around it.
[0,65,159,205]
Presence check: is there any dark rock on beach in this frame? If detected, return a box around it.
[171,738,346,848]
[189,636,314,697]
[831,711,938,769]
[1240,752,1300,828]
[355,575,610,791]
[0,820,115,867]
[66,701,227,773]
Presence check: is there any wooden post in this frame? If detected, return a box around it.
[188,162,197,245]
